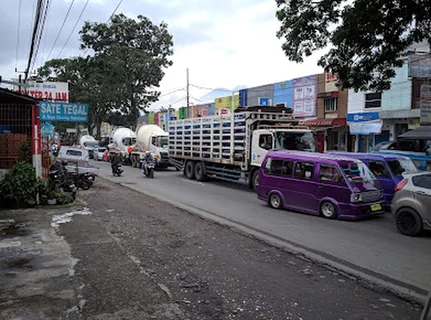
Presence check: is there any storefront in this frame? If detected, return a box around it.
[300,118,349,152]
[347,112,382,152]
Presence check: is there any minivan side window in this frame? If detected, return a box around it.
[294,162,315,180]
[264,159,294,177]
[319,164,345,184]
[259,134,273,150]
[263,157,272,174]
[368,160,390,178]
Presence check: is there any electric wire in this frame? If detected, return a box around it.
[15,0,22,71]
[25,0,43,81]
[31,0,51,73]
[45,0,75,62]
[56,0,89,59]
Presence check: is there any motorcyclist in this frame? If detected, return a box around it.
[110,151,122,174]
[142,151,154,175]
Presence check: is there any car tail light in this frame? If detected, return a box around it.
[395,179,408,192]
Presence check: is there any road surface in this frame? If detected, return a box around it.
[93,160,431,300]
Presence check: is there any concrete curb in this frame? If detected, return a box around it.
[100,175,427,305]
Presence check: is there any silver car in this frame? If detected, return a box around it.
[391,172,431,236]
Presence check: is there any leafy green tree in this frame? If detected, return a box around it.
[80,14,174,127]
[276,0,431,91]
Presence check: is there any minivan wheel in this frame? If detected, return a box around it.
[269,193,282,209]
[395,208,423,236]
[320,201,337,219]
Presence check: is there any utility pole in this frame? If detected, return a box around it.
[186,68,190,117]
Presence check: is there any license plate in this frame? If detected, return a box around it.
[371,203,382,212]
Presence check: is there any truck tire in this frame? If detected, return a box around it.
[195,162,207,182]
[251,170,259,192]
[185,161,196,180]
[131,155,136,168]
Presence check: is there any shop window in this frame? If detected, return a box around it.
[364,92,382,108]
[324,98,338,112]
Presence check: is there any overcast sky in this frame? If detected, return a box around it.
[1,0,324,110]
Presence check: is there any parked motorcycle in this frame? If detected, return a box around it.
[68,171,94,190]
[48,163,77,200]
[143,161,155,179]
[113,164,123,177]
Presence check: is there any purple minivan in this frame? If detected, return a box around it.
[257,151,385,220]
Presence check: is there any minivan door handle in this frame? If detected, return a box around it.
[318,185,323,189]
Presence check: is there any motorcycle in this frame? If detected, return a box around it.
[48,164,77,200]
[113,164,123,177]
[68,171,94,190]
[143,161,155,179]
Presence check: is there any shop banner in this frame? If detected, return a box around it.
[347,112,381,134]
[40,101,88,122]
[15,81,69,102]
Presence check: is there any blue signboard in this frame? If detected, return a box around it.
[347,112,380,122]
[40,101,88,122]
[41,123,55,137]
[259,97,269,106]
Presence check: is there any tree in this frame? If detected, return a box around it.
[80,14,174,126]
[275,0,431,92]
[38,57,116,138]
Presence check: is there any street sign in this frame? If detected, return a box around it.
[420,85,431,125]
[40,101,88,123]
[259,97,269,106]
[41,123,55,137]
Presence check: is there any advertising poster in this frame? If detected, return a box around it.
[292,75,317,117]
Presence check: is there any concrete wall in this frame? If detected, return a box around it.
[247,84,274,106]
[273,80,293,109]
[381,61,411,111]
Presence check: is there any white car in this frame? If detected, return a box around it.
[93,147,107,161]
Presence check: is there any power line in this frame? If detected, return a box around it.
[15,0,22,71]
[56,0,89,59]
[25,0,43,81]
[31,0,51,73]
[45,0,75,62]
[159,88,186,97]
[81,0,124,57]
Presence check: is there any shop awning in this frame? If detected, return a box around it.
[398,126,431,140]
[299,118,346,127]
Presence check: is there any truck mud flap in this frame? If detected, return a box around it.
[169,158,184,171]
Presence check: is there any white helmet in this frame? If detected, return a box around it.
[146,151,151,155]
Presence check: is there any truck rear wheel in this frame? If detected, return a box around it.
[185,161,196,180]
[195,162,207,182]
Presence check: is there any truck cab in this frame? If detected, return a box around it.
[149,133,170,167]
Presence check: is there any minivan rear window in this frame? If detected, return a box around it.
[264,158,293,177]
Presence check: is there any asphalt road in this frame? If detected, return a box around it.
[80,179,421,319]
[93,160,431,298]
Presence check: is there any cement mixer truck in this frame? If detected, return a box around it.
[130,124,170,168]
[108,127,136,163]
[79,135,99,159]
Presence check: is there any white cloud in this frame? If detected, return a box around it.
[152,0,324,110]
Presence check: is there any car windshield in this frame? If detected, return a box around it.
[123,138,136,146]
[387,159,419,177]
[157,136,169,148]
[340,161,377,184]
[97,148,106,152]
[275,131,316,152]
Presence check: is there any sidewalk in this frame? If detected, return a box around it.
[0,202,185,320]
